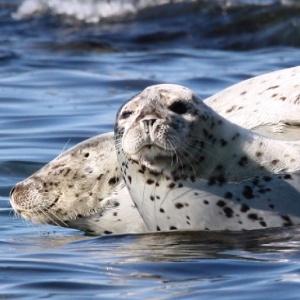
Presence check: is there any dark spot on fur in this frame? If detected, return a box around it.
[238,156,248,167]
[84,153,90,158]
[240,204,250,213]
[243,186,254,199]
[156,226,161,231]
[168,182,176,189]
[281,215,293,226]
[217,200,226,207]
[263,176,272,182]
[232,133,240,141]
[251,177,260,186]
[160,208,165,213]
[220,139,227,147]
[175,203,184,209]
[109,176,119,185]
[146,179,155,185]
[260,221,267,227]
[248,213,258,221]
[267,85,279,90]
[215,164,224,171]
[256,151,263,157]
[170,226,177,230]
[223,207,234,218]
[97,174,103,181]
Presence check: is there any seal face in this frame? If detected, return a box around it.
[115,83,300,232]
[10,133,147,235]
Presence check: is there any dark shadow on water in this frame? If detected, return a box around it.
[67,226,300,262]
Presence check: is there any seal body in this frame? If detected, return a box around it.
[115,82,300,232]
[205,66,300,140]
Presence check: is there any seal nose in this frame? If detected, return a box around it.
[10,186,16,198]
[142,119,157,134]
[143,119,156,127]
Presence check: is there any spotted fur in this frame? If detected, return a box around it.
[10,133,147,235]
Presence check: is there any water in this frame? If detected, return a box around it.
[1,0,300,298]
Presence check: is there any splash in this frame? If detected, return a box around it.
[13,0,196,23]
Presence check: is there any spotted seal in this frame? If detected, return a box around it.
[10,67,300,234]
[10,133,147,235]
[115,79,300,231]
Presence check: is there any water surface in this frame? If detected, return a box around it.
[1,0,300,299]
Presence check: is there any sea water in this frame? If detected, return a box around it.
[1,0,300,299]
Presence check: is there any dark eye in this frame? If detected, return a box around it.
[168,101,188,114]
[120,111,133,119]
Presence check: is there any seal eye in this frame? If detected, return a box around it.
[168,101,188,114]
[120,111,133,120]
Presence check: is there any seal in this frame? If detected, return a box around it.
[115,81,300,232]
[205,66,300,140]
[10,133,147,235]
[10,67,300,234]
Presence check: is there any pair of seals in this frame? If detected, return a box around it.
[10,67,300,234]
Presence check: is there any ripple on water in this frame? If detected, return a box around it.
[1,1,300,297]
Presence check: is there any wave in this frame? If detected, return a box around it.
[13,0,300,23]
[12,0,300,50]
[13,0,196,23]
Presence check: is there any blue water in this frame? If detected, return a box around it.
[1,0,300,299]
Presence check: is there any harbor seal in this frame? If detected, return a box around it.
[115,81,300,232]
[10,133,147,235]
[10,66,300,234]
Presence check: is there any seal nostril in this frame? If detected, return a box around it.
[143,119,156,127]
[10,186,16,197]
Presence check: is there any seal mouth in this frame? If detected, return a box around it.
[138,144,173,158]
